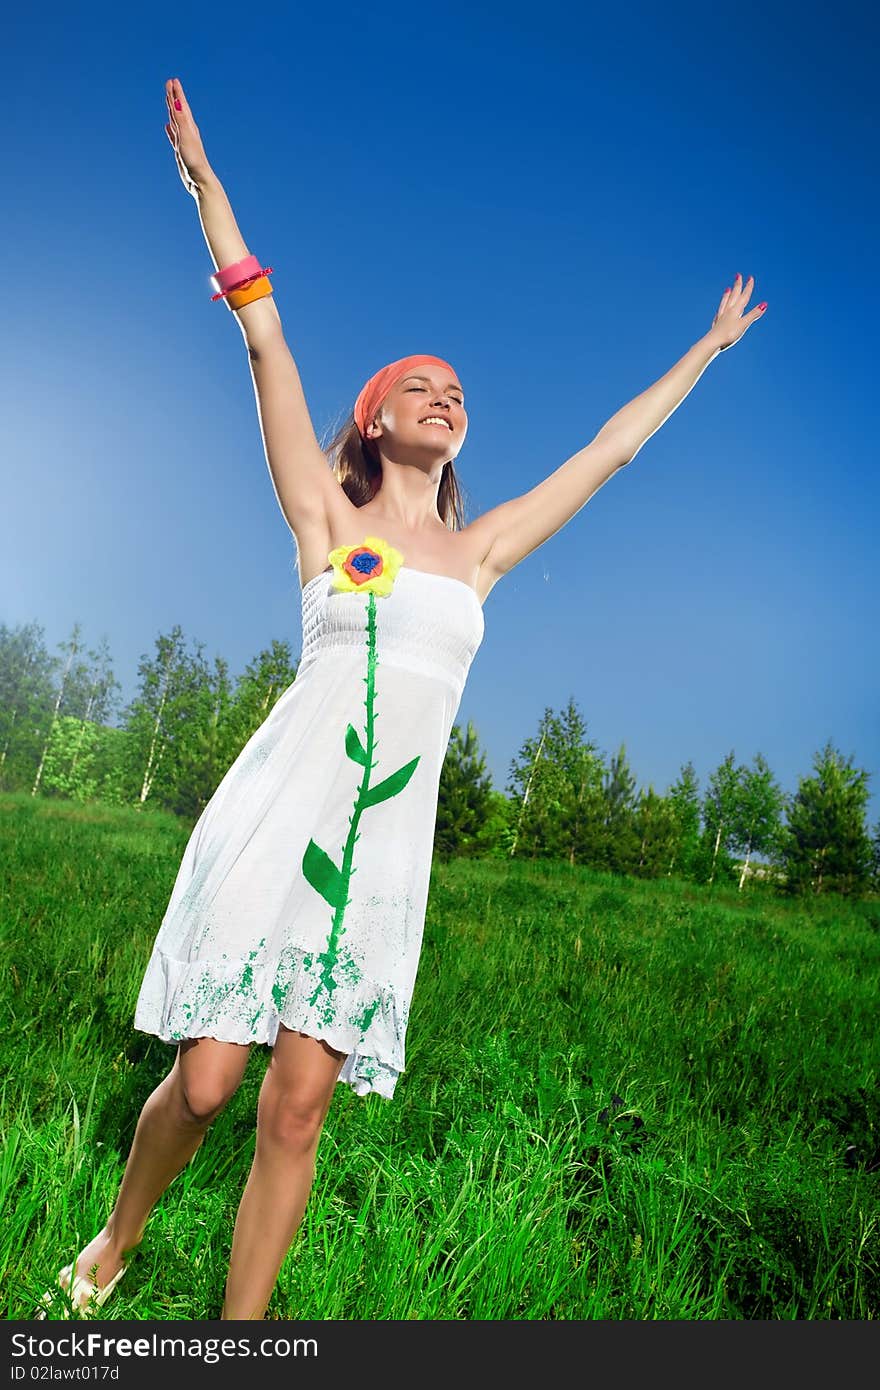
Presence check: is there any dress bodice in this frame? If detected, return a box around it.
[299,565,485,703]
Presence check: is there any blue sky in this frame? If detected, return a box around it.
[4,0,878,830]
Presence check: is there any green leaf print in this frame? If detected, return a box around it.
[361,755,420,808]
[345,722,368,766]
[301,838,347,909]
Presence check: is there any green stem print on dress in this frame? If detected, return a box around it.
[300,538,418,1026]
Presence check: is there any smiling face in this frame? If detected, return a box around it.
[365,368,468,461]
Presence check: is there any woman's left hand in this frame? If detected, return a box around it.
[709,273,767,351]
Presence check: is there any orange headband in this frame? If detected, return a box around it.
[354,354,460,439]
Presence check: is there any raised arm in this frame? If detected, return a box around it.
[469,277,767,581]
[164,77,347,539]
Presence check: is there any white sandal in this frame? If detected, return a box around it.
[35,1258,128,1320]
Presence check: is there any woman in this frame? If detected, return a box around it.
[38,76,766,1322]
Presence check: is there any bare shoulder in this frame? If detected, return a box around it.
[295,497,504,607]
[459,509,505,605]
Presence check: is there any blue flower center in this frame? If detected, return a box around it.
[352,551,380,575]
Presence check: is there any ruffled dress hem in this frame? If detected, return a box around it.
[133,943,404,1100]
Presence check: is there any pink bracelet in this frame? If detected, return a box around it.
[210,254,274,301]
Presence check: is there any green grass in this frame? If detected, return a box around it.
[1,791,878,1319]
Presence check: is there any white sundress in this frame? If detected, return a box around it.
[133,539,485,1099]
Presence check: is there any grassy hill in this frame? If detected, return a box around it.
[2,791,877,1319]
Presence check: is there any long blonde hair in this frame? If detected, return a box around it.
[322,411,468,532]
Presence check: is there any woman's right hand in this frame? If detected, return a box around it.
[164,77,214,196]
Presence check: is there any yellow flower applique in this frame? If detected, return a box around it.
[328,536,404,596]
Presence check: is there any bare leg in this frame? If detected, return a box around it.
[60,1037,252,1299]
[221,1027,347,1320]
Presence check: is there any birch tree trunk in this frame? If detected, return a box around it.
[738,837,753,891]
[69,691,96,778]
[509,729,546,858]
[708,822,723,885]
[139,674,169,804]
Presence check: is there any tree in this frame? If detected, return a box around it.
[554,699,607,867]
[38,635,122,803]
[729,751,787,890]
[0,622,57,791]
[171,641,299,820]
[508,725,546,858]
[65,636,120,781]
[779,741,873,897]
[666,761,701,879]
[120,627,211,808]
[869,820,880,894]
[434,720,493,859]
[601,743,640,874]
[699,750,740,886]
[227,640,298,753]
[633,784,679,878]
[39,716,102,802]
[507,697,605,865]
[472,789,516,858]
[172,654,236,819]
[31,623,86,796]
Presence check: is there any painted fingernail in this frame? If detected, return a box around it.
[174,99,182,110]
[724,287,730,294]
[758,302,767,310]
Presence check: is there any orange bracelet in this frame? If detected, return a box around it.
[225,276,275,312]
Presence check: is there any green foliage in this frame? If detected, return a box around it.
[170,656,235,820]
[2,627,877,901]
[666,761,701,878]
[224,640,299,755]
[121,627,216,809]
[435,721,494,859]
[871,821,880,892]
[507,697,606,864]
[601,744,640,873]
[39,715,105,803]
[632,785,679,877]
[780,741,874,897]
[472,788,516,859]
[0,621,65,792]
[3,794,878,1320]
